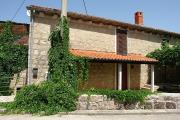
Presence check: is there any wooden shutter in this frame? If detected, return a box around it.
[116,29,127,55]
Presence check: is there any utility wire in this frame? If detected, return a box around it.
[11,0,26,21]
[82,0,88,15]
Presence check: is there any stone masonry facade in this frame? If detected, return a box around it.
[77,94,180,110]
[31,15,116,84]
[31,17,56,83]
[30,14,178,88]
[80,63,116,89]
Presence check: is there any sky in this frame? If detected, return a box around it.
[0,0,180,33]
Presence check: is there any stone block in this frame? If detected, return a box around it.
[78,94,88,102]
[154,101,166,109]
[76,102,88,110]
[107,101,116,110]
[115,103,124,110]
[124,103,138,110]
[103,95,108,101]
[89,95,103,102]
[166,101,177,109]
[40,51,47,56]
[177,102,180,109]
[164,96,178,102]
[143,102,153,109]
[33,50,39,55]
[0,96,15,102]
[88,102,98,110]
[98,102,106,110]
[146,95,162,102]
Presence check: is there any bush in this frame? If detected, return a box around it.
[81,89,152,104]
[7,81,77,115]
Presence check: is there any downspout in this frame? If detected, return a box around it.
[27,10,34,85]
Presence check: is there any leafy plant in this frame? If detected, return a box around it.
[6,81,77,115]
[48,17,89,90]
[147,41,180,66]
[0,21,28,95]
[81,88,152,104]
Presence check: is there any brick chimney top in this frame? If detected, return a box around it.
[135,11,144,25]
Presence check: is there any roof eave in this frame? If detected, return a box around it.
[27,5,180,38]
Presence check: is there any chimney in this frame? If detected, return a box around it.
[135,11,144,25]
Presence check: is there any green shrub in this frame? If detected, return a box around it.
[81,88,152,104]
[7,81,77,115]
[0,21,28,96]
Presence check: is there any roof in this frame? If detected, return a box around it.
[27,5,180,38]
[15,36,29,45]
[70,49,158,64]
[0,21,29,26]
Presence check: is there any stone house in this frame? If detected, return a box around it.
[26,5,180,92]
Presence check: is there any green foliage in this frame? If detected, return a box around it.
[6,81,77,115]
[48,17,89,90]
[0,21,21,44]
[147,42,180,66]
[0,21,28,95]
[82,88,152,104]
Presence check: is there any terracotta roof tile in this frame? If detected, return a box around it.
[15,36,28,45]
[70,49,158,64]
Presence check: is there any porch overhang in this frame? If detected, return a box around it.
[70,49,158,64]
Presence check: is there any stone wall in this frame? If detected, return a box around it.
[70,20,116,53]
[80,63,116,89]
[77,94,180,110]
[31,16,116,83]
[31,16,57,83]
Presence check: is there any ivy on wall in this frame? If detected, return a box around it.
[48,17,89,90]
[0,21,28,95]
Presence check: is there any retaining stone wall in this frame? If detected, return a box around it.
[77,94,180,110]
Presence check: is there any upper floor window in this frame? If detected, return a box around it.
[116,29,127,55]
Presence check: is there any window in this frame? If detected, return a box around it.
[32,68,38,79]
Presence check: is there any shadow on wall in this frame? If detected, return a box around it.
[148,65,180,93]
[130,64,141,89]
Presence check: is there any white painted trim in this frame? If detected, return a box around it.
[118,63,122,90]
[114,63,117,90]
[151,65,155,92]
[127,64,131,90]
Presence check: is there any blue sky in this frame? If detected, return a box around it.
[0,0,180,32]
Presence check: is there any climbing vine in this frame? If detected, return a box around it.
[0,21,28,95]
[48,17,89,90]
